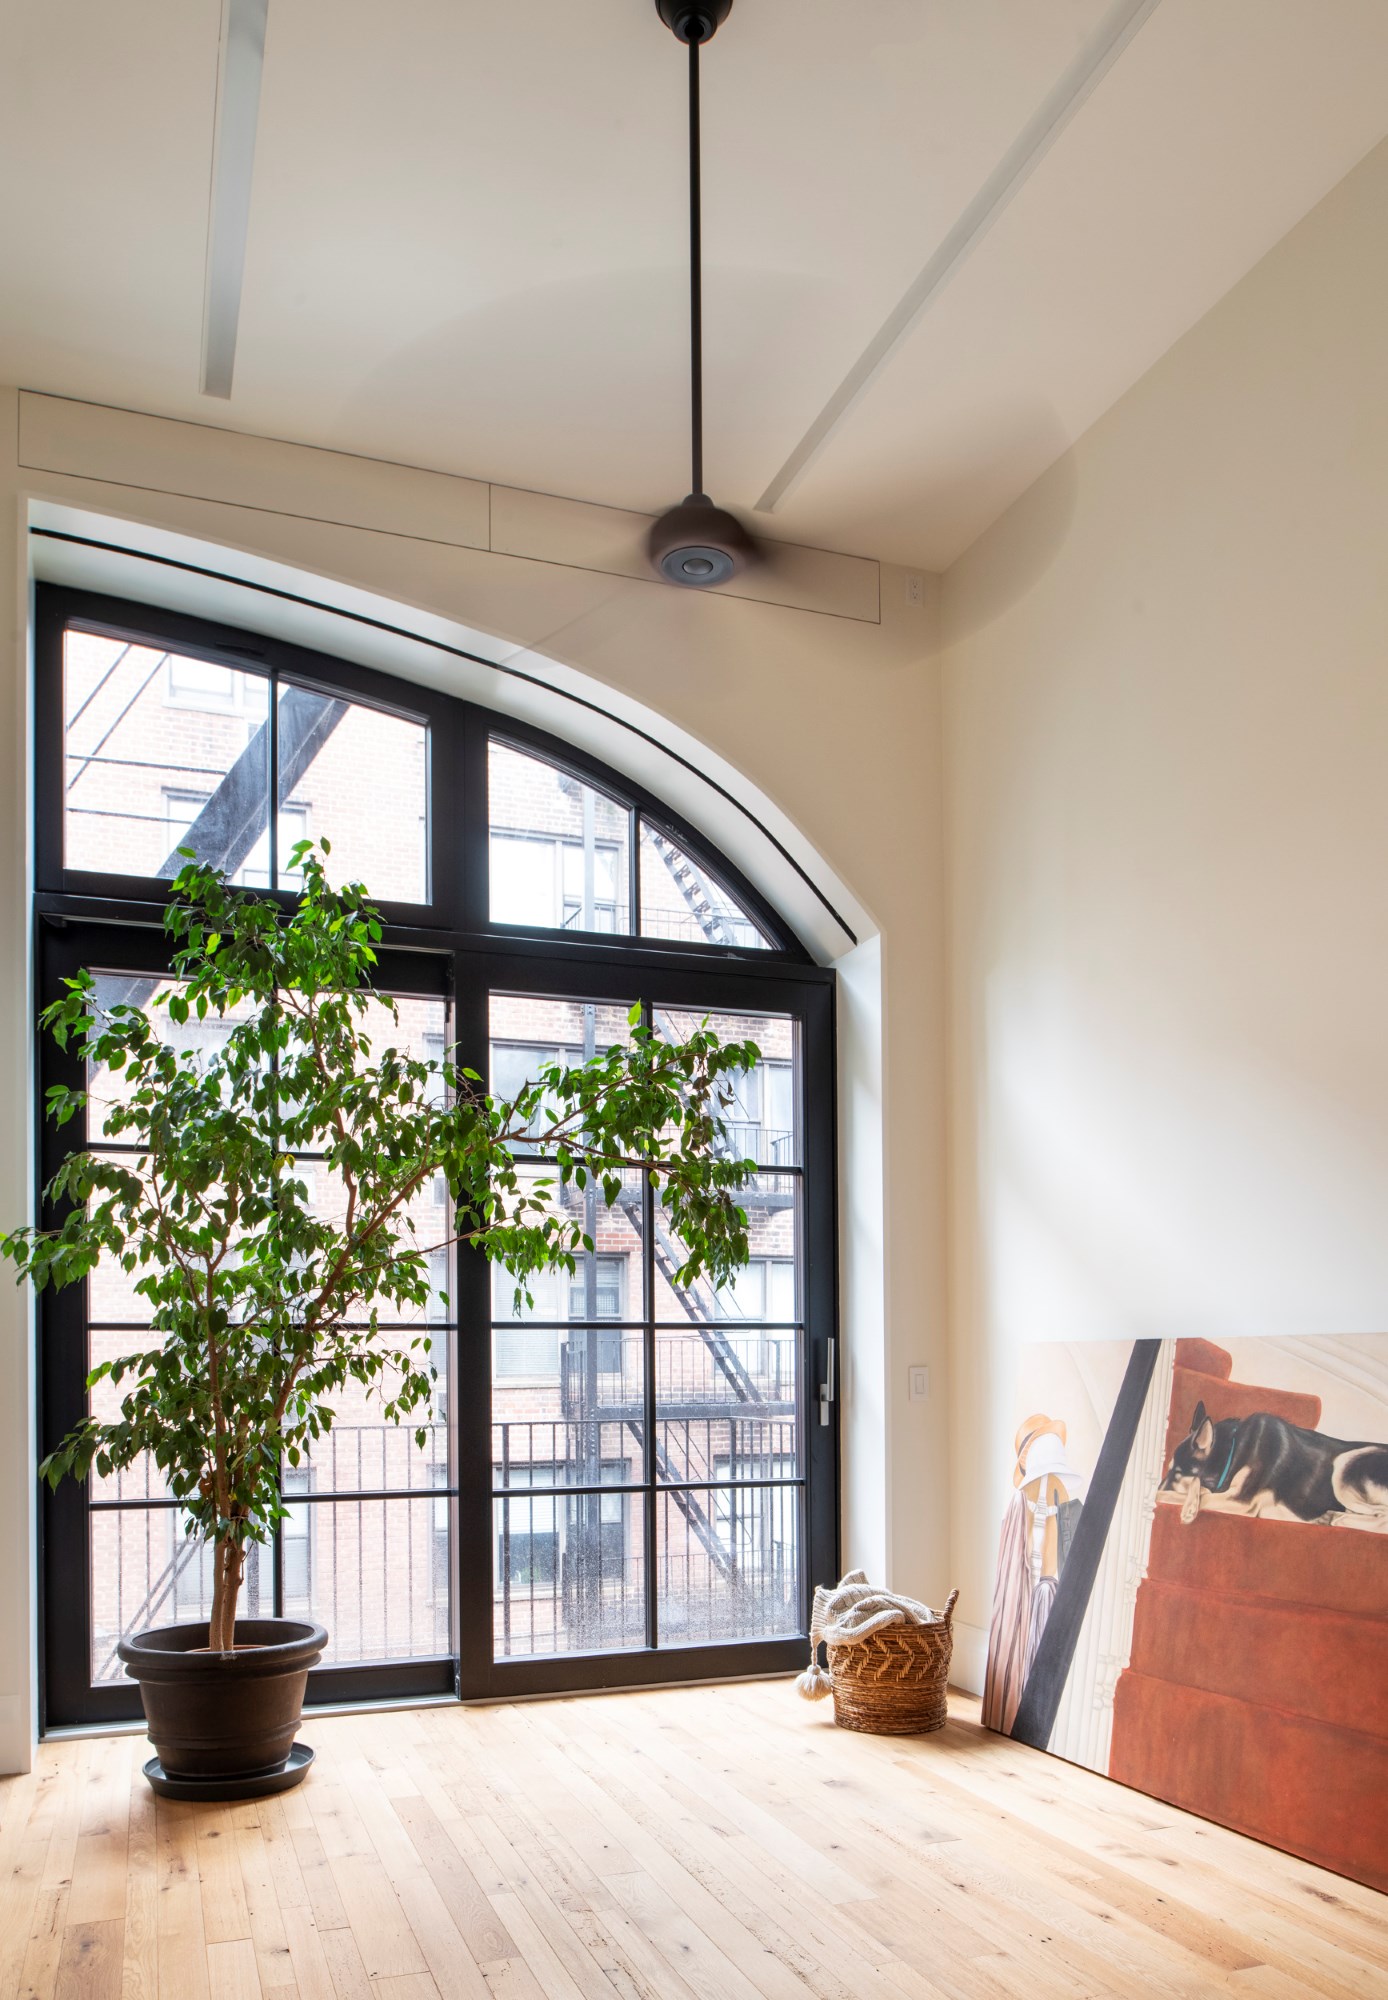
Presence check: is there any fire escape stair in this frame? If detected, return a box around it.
[648,832,733,946]
[622,1198,764,1405]
[590,1198,769,1585]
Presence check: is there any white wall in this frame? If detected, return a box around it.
[941,138,1388,1681]
[0,398,947,1769]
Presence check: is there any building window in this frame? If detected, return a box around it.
[715,1257,797,1322]
[165,652,264,713]
[493,1255,629,1379]
[569,1255,626,1322]
[497,1471,561,1588]
[494,1463,631,1587]
[489,743,631,935]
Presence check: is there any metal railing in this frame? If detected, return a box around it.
[715,1120,796,1167]
[493,1530,801,1658]
[558,1331,799,1417]
[639,908,768,951]
[93,1406,802,1678]
[91,1422,452,1680]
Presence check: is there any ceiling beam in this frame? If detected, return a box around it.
[200,0,270,400]
[753,0,1164,516]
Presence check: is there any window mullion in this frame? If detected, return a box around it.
[268,667,279,889]
[641,999,659,1652]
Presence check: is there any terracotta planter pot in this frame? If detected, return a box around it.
[119,1618,327,1799]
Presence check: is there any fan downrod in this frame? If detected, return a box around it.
[649,0,745,586]
[655,1,732,45]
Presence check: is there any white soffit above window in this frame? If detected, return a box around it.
[16,391,878,623]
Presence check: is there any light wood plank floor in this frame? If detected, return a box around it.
[2,1683,1385,2000]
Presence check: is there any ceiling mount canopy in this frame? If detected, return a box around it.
[647,0,759,589]
[655,1,733,46]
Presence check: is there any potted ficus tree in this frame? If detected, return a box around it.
[3,843,759,1798]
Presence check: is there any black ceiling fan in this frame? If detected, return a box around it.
[646,0,763,588]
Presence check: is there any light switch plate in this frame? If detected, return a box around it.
[908,1365,930,1402]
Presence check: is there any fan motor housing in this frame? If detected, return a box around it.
[656,1,733,44]
[648,494,752,587]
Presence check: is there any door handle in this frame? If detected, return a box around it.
[819,1337,836,1427]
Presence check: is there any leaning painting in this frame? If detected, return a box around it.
[983,1336,1388,1892]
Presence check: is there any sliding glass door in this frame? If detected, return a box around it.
[472,977,828,1697]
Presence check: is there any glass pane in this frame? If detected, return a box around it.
[493,1490,646,1658]
[488,1163,643,1323]
[88,976,446,1145]
[489,743,630,934]
[297,1497,451,1664]
[87,973,256,1143]
[277,684,428,903]
[493,1330,644,1488]
[89,1495,451,1676]
[289,1161,452,1325]
[89,1509,270,1684]
[359,990,451,1080]
[656,1484,802,1647]
[655,1338,800,1466]
[653,1006,799,1167]
[88,1257,153,1332]
[488,993,635,1152]
[88,1326,167,1504]
[639,824,770,950]
[654,1175,800,1325]
[84,1148,167,1325]
[293,1362,449,1494]
[63,631,270,880]
[656,1416,798,1488]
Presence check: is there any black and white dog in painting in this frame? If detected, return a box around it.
[1160,1402,1388,1529]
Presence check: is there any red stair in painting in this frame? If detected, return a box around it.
[1110,1339,1388,1893]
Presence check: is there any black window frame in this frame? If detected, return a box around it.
[32,584,839,1724]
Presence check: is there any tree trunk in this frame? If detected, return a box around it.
[207,1536,243,1652]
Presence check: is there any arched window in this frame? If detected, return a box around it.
[34,586,837,1720]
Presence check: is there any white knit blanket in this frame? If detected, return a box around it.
[809,1569,942,1649]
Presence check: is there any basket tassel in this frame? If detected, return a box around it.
[795,1646,833,1702]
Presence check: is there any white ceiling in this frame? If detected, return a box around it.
[2,0,1387,570]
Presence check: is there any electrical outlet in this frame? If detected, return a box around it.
[905,571,924,606]
[908,1364,930,1402]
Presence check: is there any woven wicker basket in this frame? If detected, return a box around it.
[826,1587,959,1736]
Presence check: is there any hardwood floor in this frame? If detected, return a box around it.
[1,1683,1385,2000]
